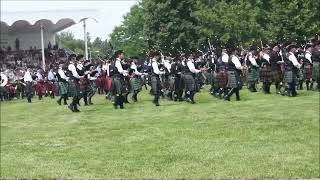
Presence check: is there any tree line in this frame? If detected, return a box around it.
[58,0,320,59]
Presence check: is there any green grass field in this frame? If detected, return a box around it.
[1,86,319,179]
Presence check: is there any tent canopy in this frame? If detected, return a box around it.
[1,9,97,34]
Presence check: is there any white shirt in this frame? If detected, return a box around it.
[77,63,84,71]
[48,71,55,81]
[68,63,80,79]
[24,71,33,82]
[152,59,164,75]
[305,51,312,63]
[288,52,301,68]
[231,55,243,70]
[36,72,43,81]
[221,52,229,63]
[187,59,201,74]
[164,60,171,73]
[131,63,142,76]
[248,53,259,67]
[262,53,270,64]
[58,68,68,81]
[115,58,127,75]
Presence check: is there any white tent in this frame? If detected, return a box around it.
[1,9,98,70]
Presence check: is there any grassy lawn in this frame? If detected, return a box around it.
[1,86,319,179]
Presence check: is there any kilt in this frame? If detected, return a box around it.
[110,76,127,95]
[151,75,162,95]
[80,78,91,93]
[217,71,228,88]
[25,82,34,96]
[297,69,304,81]
[226,71,238,88]
[89,81,97,95]
[35,82,46,94]
[104,76,112,91]
[48,81,57,93]
[68,78,81,98]
[130,76,142,91]
[260,66,272,83]
[271,69,281,82]
[58,81,68,95]
[183,73,195,92]
[205,72,214,86]
[304,64,312,79]
[284,70,295,83]
[312,62,320,81]
[247,68,258,83]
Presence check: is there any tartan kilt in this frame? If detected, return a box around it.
[130,76,142,91]
[48,81,57,93]
[304,64,312,79]
[297,69,304,81]
[25,82,35,96]
[183,73,195,92]
[227,71,238,88]
[247,68,258,83]
[205,72,214,86]
[89,81,97,95]
[35,82,46,94]
[58,81,68,95]
[260,66,272,83]
[80,78,91,93]
[151,75,162,95]
[104,76,112,91]
[272,70,281,82]
[284,70,295,83]
[218,71,228,88]
[110,76,127,95]
[68,79,81,98]
[312,62,320,81]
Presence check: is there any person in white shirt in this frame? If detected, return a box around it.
[150,51,165,106]
[56,62,68,105]
[67,54,82,112]
[184,52,202,104]
[247,49,259,92]
[130,57,144,102]
[110,50,127,109]
[224,48,243,101]
[283,44,301,97]
[23,67,34,103]
[302,44,314,90]
[47,68,56,99]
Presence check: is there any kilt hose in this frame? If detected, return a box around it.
[304,64,313,80]
[58,81,68,95]
[67,78,81,98]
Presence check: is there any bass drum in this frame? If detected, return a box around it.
[0,73,8,87]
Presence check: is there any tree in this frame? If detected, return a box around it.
[143,0,198,55]
[109,4,148,59]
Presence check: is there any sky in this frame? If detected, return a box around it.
[1,0,138,41]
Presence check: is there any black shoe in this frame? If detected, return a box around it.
[64,102,68,105]
[120,105,124,109]
[113,104,118,109]
[57,100,61,105]
[74,109,80,112]
[84,103,88,106]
